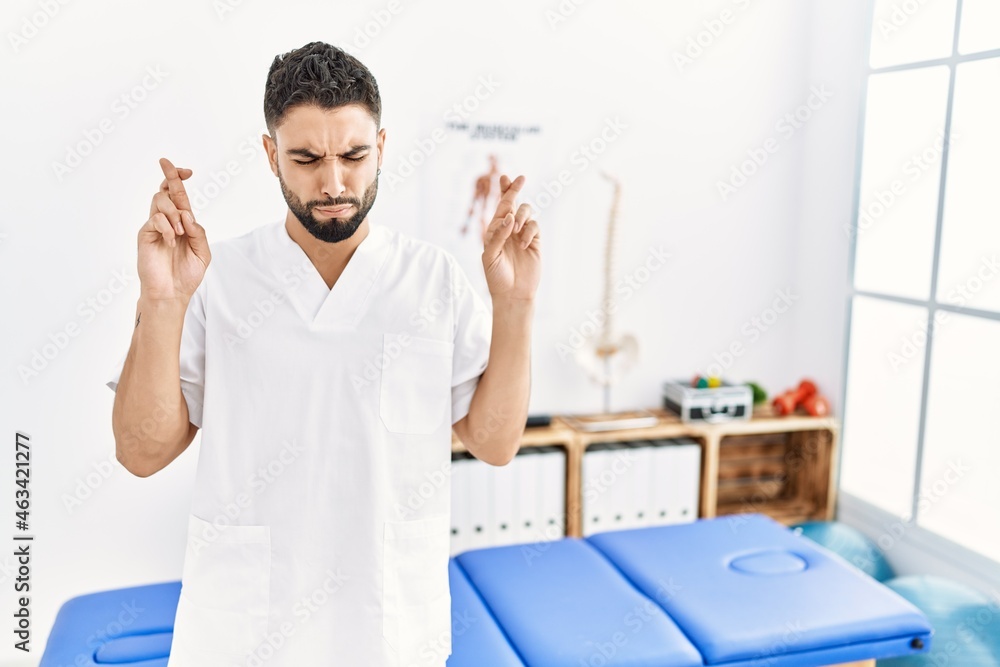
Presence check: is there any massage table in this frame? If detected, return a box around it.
[40,514,932,666]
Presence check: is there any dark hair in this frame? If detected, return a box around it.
[263,41,381,136]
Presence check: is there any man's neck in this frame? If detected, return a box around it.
[285,215,370,290]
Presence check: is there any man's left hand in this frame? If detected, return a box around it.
[482,174,541,301]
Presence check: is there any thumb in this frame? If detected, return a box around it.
[483,212,515,264]
[180,211,210,260]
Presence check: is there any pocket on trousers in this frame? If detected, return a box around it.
[171,514,271,661]
[382,515,452,666]
[379,333,454,435]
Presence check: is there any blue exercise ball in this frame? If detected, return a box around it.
[791,521,896,582]
[878,575,1000,667]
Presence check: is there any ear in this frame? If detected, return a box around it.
[262,133,278,176]
[376,127,387,171]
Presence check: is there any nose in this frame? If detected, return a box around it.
[318,158,346,200]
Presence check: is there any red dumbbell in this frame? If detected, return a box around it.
[772,379,820,416]
[802,394,830,416]
[772,391,797,416]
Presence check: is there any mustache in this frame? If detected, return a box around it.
[313,200,357,208]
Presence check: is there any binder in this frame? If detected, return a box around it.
[649,439,676,526]
[450,452,473,555]
[466,456,493,550]
[491,452,519,547]
[648,438,703,526]
[538,446,567,541]
[630,440,655,529]
[621,441,652,530]
[514,448,540,544]
[608,442,633,531]
[582,442,615,536]
[673,438,702,523]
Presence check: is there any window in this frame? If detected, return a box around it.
[841,0,1000,564]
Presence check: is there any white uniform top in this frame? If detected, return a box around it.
[106,218,493,666]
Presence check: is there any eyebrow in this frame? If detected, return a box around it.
[286,145,371,159]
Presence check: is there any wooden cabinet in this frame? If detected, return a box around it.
[453,404,840,538]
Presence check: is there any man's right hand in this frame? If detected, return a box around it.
[138,157,212,301]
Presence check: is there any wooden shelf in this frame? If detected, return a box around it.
[451,404,840,538]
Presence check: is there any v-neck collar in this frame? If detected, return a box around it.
[262,218,392,329]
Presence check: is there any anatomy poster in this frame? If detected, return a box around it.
[418,117,554,309]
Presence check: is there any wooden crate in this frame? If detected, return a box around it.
[713,429,835,525]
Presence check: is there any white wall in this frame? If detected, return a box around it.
[0,0,867,661]
[793,0,869,422]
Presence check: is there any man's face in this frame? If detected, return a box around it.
[266,103,385,243]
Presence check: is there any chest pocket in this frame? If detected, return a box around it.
[379,333,454,435]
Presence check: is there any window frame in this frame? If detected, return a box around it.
[840,0,1000,576]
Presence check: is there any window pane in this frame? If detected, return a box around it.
[935,58,1000,314]
[841,296,927,518]
[959,0,1000,54]
[854,67,950,300]
[919,313,1000,562]
[870,0,957,68]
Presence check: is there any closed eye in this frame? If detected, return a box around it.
[294,156,366,165]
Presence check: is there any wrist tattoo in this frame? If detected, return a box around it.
[135,312,141,328]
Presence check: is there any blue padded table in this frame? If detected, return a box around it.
[585,514,932,666]
[40,581,179,666]
[454,536,703,666]
[41,514,932,666]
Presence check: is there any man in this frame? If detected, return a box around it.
[106,41,539,666]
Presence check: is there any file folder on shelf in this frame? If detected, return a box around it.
[450,452,474,555]
[537,446,567,542]
[649,438,702,526]
[490,451,519,547]
[513,448,538,543]
[582,442,608,536]
[452,445,568,551]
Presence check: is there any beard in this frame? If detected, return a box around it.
[277,165,379,243]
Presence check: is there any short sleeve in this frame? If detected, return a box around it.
[450,257,492,425]
[105,280,208,429]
